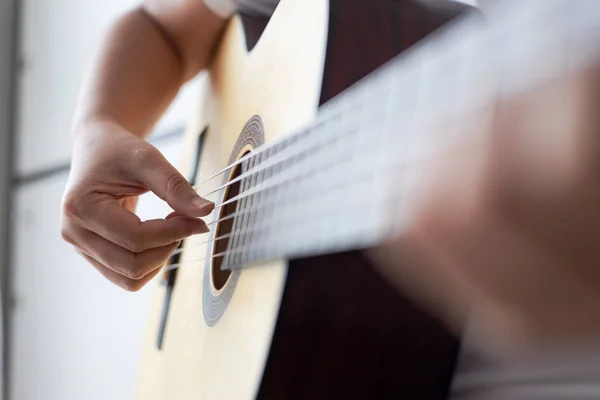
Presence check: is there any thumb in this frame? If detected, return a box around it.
[133,147,214,217]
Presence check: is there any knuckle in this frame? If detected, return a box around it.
[62,194,80,219]
[132,146,158,166]
[116,254,136,276]
[60,228,75,245]
[165,173,189,196]
[168,226,183,244]
[127,271,146,281]
[119,236,135,252]
[121,231,145,253]
[116,254,150,281]
[121,279,144,292]
[127,258,148,280]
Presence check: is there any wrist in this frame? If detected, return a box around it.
[72,106,153,141]
[72,115,146,145]
[72,111,116,135]
[71,117,133,153]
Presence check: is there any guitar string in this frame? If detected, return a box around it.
[194,125,362,226]
[191,105,347,191]
[170,158,389,258]
[193,93,372,200]
[187,0,454,206]
[162,47,475,269]
[153,53,450,268]
[207,122,451,214]
[190,55,469,208]
[190,39,396,197]
[163,191,377,272]
[185,113,370,238]
[161,1,600,270]
[211,139,360,211]
[195,61,502,225]
[197,119,345,199]
[169,174,384,263]
[164,171,404,272]
[190,0,600,202]
[161,2,540,269]
[162,139,479,272]
[175,141,403,257]
[168,134,398,268]
[199,82,397,213]
[195,123,394,228]
[165,65,480,267]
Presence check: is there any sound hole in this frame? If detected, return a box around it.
[212,154,247,290]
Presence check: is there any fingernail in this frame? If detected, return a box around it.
[193,197,214,210]
[191,220,210,234]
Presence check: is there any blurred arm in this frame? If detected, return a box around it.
[450,342,600,399]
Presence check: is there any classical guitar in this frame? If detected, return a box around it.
[138,0,600,398]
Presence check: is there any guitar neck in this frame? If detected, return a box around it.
[221,0,600,270]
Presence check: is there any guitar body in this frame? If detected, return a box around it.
[139,1,471,398]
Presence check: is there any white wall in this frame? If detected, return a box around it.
[10,137,182,400]
[16,0,199,177]
[11,1,199,399]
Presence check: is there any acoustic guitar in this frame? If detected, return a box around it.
[138,0,600,398]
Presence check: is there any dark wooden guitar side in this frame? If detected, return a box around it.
[246,1,474,398]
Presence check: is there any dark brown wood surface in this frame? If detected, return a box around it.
[241,1,477,398]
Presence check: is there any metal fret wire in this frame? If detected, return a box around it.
[167,0,600,272]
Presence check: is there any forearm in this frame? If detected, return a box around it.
[73,4,225,138]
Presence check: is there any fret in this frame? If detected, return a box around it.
[226,157,250,268]
[244,168,257,264]
[260,142,284,257]
[244,156,259,266]
[369,79,396,241]
[268,143,289,261]
[241,152,259,265]
[230,160,244,268]
[256,147,273,262]
[238,155,257,266]
[259,145,282,257]
[249,146,272,263]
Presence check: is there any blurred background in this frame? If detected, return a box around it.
[0,0,202,399]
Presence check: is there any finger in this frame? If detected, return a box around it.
[71,223,180,279]
[129,147,214,217]
[76,195,209,252]
[77,250,162,292]
[166,211,185,219]
[165,210,212,224]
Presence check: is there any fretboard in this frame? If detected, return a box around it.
[221,0,600,270]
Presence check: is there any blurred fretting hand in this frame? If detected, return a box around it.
[61,1,226,291]
[371,67,600,357]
